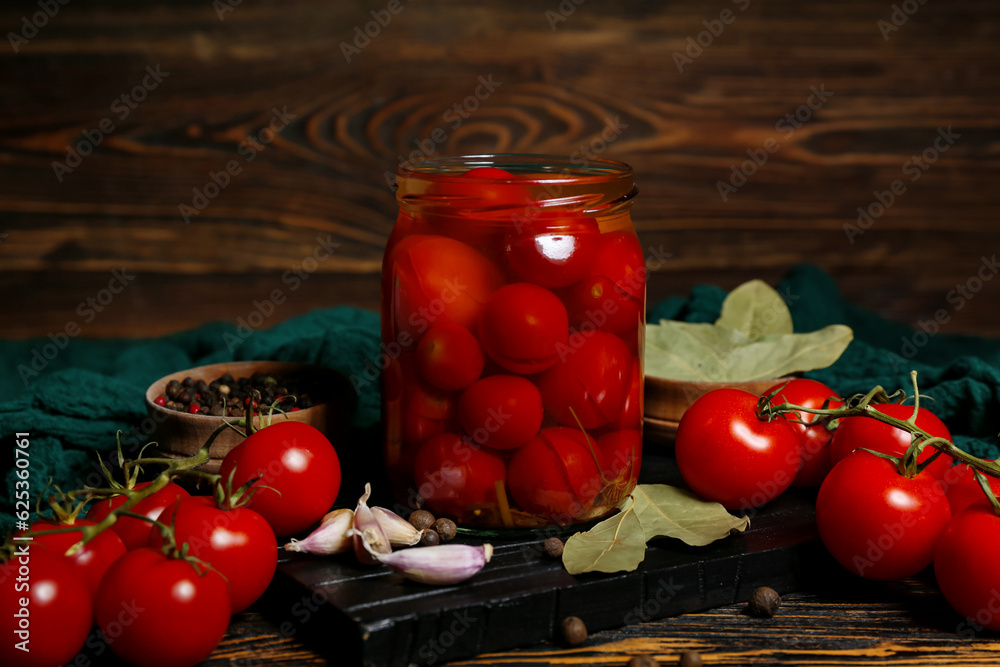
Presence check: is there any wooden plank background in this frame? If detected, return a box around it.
[1,0,999,342]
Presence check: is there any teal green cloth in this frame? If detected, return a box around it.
[3,265,999,531]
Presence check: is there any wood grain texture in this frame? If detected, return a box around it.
[2,0,1000,340]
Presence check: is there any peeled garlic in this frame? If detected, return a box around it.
[283,508,354,555]
[373,543,493,585]
[352,483,391,564]
[372,507,424,547]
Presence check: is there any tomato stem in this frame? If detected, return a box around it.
[973,470,1000,517]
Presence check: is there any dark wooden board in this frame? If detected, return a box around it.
[269,454,822,667]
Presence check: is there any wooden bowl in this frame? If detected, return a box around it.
[145,361,355,472]
[643,374,795,442]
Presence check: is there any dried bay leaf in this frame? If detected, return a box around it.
[629,484,749,547]
[720,325,854,381]
[715,279,793,339]
[562,498,646,575]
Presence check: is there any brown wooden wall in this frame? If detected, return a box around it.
[2,0,999,339]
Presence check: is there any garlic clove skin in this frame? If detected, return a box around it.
[374,543,494,585]
[353,483,391,564]
[283,508,354,555]
[372,507,424,547]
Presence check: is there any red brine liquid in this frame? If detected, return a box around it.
[382,156,644,528]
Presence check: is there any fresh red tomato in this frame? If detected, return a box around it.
[87,481,190,550]
[943,463,1000,515]
[598,429,642,493]
[151,496,277,613]
[675,388,801,509]
[934,505,1000,631]
[459,375,544,450]
[18,518,126,596]
[764,378,843,487]
[615,360,643,430]
[416,323,485,391]
[816,450,951,580]
[403,376,458,445]
[219,421,341,537]
[413,432,506,518]
[95,548,230,667]
[0,550,93,667]
[507,427,606,523]
[563,274,643,338]
[829,403,954,482]
[387,234,504,338]
[478,283,569,374]
[504,211,600,288]
[588,230,646,299]
[536,331,633,429]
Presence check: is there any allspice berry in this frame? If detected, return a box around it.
[409,510,436,531]
[748,586,781,618]
[420,529,440,547]
[560,616,587,646]
[627,655,659,667]
[433,517,457,542]
[543,536,564,558]
[678,651,702,667]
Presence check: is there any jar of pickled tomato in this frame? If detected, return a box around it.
[382,155,644,528]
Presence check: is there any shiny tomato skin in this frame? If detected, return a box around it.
[817,450,951,580]
[87,481,190,550]
[151,496,278,613]
[536,331,633,429]
[219,421,341,537]
[563,274,643,338]
[615,360,643,430]
[19,519,126,596]
[95,548,230,667]
[459,375,544,450]
[0,550,92,667]
[504,211,600,288]
[934,505,1000,630]
[829,403,954,482]
[675,388,801,509]
[388,234,504,338]
[429,167,528,210]
[507,427,606,523]
[942,463,1000,515]
[598,429,642,491]
[416,323,485,391]
[413,432,506,518]
[478,283,569,374]
[589,230,646,299]
[764,378,844,487]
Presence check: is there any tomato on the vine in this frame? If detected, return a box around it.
[829,402,954,482]
[151,496,278,613]
[943,462,1000,516]
[416,323,485,391]
[87,481,190,550]
[764,378,843,487]
[18,518,126,595]
[504,210,600,288]
[459,375,543,450]
[478,283,568,374]
[219,421,342,537]
[95,548,230,667]
[0,550,93,667]
[816,450,951,580]
[413,432,506,518]
[934,505,1000,631]
[675,388,801,509]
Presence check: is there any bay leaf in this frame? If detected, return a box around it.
[715,279,793,339]
[718,324,854,382]
[644,320,751,382]
[562,498,646,575]
[628,484,749,547]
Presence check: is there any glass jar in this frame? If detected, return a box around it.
[381,154,643,529]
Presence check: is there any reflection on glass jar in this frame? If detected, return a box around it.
[382,155,644,529]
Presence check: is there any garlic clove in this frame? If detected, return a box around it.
[373,543,493,585]
[283,508,354,555]
[353,483,391,564]
[372,507,424,547]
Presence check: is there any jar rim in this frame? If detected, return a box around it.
[398,153,633,184]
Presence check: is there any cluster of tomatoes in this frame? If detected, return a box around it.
[1,421,341,667]
[383,167,645,526]
[675,378,1000,630]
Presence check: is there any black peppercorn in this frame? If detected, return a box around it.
[627,655,659,667]
[420,530,440,547]
[409,510,436,531]
[678,652,701,667]
[748,586,781,618]
[433,518,457,542]
[560,616,587,646]
[543,537,564,558]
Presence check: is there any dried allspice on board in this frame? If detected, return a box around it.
[748,586,781,618]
